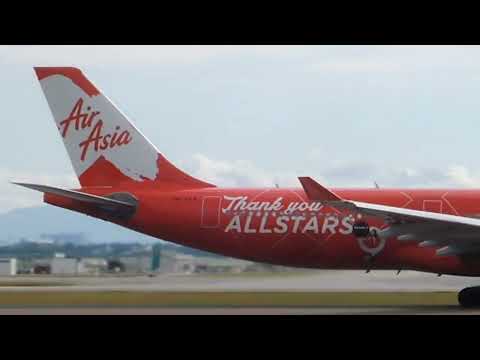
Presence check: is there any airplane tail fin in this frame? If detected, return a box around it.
[34,67,214,189]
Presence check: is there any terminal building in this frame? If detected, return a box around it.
[159,252,195,273]
[78,258,107,275]
[50,253,78,275]
[157,251,251,274]
[0,258,17,276]
[0,242,258,277]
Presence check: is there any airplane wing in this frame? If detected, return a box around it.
[298,177,480,256]
[12,182,137,218]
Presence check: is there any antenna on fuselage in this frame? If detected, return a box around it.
[374,181,380,189]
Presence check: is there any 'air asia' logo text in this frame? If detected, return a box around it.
[60,98,132,161]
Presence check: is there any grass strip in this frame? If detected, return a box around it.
[0,291,459,307]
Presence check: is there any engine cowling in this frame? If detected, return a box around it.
[353,221,370,237]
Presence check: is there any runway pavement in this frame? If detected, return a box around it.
[0,306,474,315]
[0,270,476,314]
[0,270,477,292]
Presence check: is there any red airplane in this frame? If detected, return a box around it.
[15,67,480,308]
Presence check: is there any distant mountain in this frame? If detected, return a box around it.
[0,205,225,259]
[0,239,223,259]
[0,205,158,244]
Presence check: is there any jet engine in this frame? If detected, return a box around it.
[353,221,371,237]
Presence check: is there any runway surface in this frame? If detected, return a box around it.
[0,270,477,292]
[0,306,475,315]
[0,270,476,314]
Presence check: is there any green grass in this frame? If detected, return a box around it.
[0,291,459,307]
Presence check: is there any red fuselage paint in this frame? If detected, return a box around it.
[43,185,480,277]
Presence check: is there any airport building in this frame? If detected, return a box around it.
[0,258,17,276]
[77,258,108,275]
[157,251,251,274]
[50,253,78,275]
[118,256,152,273]
[0,243,257,277]
[191,257,250,274]
[159,252,196,273]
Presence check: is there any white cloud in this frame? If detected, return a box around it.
[0,45,234,66]
[185,153,301,188]
[446,165,480,187]
[183,153,480,190]
[0,45,306,67]
[306,45,480,74]
[2,45,480,78]
[308,59,403,73]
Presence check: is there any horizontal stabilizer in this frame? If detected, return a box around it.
[12,183,137,217]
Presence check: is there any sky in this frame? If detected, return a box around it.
[3,45,480,213]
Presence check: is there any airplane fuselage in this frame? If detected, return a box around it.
[28,66,480,307]
[44,186,480,277]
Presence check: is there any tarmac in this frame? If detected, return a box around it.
[0,270,472,292]
[0,270,478,314]
[0,269,475,292]
[0,306,476,315]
